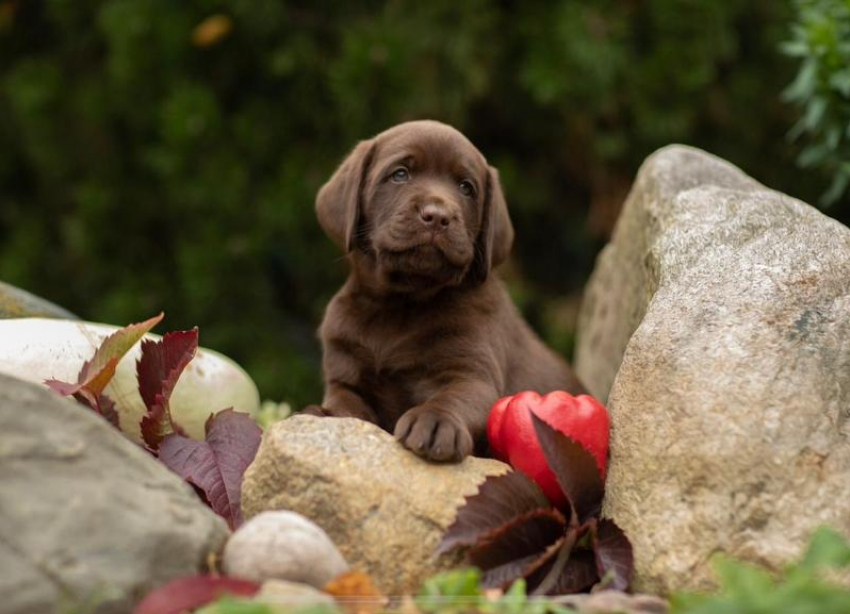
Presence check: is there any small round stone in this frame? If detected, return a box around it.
[223,510,349,588]
[254,579,337,610]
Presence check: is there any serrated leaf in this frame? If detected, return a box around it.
[79,312,164,393]
[94,392,120,428]
[480,552,552,592]
[469,509,567,589]
[591,518,634,591]
[46,382,121,427]
[46,313,164,420]
[438,471,552,555]
[527,549,599,596]
[138,328,199,451]
[158,409,262,529]
[480,534,568,592]
[132,575,260,614]
[531,414,604,523]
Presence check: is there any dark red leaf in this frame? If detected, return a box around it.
[132,575,259,614]
[469,508,566,588]
[480,552,551,590]
[190,483,212,507]
[138,329,199,451]
[158,409,262,529]
[531,413,604,523]
[528,549,599,596]
[92,392,120,428]
[479,534,568,590]
[438,471,552,555]
[48,380,119,428]
[46,313,164,418]
[592,518,634,591]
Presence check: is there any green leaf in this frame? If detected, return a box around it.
[712,556,776,598]
[802,96,829,132]
[416,568,484,614]
[488,579,530,614]
[672,527,850,614]
[821,169,850,206]
[195,598,290,614]
[797,144,830,167]
[796,526,850,572]
[782,60,818,103]
[828,69,850,96]
[780,40,810,58]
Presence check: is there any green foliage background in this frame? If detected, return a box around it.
[1,1,847,406]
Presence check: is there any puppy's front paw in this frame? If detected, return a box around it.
[394,406,474,462]
[301,404,362,418]
[300,404,331,417]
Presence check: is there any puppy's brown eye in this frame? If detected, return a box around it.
[391,168,410,183]
[459,180,476,198]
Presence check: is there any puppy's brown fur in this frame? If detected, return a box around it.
[307,120,584,461]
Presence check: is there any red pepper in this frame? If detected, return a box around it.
[486,390,610,509]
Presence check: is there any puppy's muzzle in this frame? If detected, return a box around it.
[419,203,454,232]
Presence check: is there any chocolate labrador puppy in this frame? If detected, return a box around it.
[306,120,584,461]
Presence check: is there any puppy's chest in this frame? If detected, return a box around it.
[355,327,428,378]
[344,316,450,399]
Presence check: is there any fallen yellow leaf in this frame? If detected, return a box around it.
[325,571,386,614]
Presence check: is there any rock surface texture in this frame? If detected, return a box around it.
[223,510,349,587]
[555,590,668,614]
[0,280,76,319]
[575,145,850,593]
[0,374,229,614]
[242,415,510,595]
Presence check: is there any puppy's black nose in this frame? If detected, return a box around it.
[420,204,451,231]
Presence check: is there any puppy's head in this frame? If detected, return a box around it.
[316,120,514,293]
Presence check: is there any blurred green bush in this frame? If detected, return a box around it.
[782,0,850,205]
[0,1,844,406]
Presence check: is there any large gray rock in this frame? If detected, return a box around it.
[242,415,509,595]
[0,374,229,614]
[576,145,850,593]
[0,280,76,319]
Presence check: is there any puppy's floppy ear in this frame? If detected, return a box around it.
[470,165,514,283]
[316,139,376,252]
